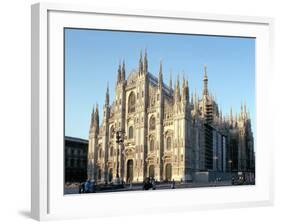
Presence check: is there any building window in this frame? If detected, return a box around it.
[149,116,156,130]
[166,137,172,150]
[181,154,184,162]
[128,126,134,139]
[150,139,155,152]
[128,92,136,113]
[110,147,113,157]
[67,159,71,167]
[70,159,74,167]
[67,147,71,155]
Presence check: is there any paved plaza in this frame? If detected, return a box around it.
[64,180,241,194]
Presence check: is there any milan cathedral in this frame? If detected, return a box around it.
[87,50,255,184]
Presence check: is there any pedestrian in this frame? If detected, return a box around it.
[79,182,84,193]
[152,178,156,190]
[171,179,175,189]
[84,179,91,193]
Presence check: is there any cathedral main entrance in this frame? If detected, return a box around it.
[165,164,172,181]
[149,165,155,178]
[126,159,133,183]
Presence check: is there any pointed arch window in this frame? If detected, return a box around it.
[128,92,136,113]
[149,116,156,130]
[150,139,155,152]
[166,137,172,150]
[110,147,114,157]
[128,126,134,139]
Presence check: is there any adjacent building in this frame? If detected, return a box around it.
[65,136,88,183]
[87,51,255,184]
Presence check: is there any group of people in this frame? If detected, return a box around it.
[143,177,157,190]
[79,178,177,193]
[142,178,176,190]
[79,179,95,193]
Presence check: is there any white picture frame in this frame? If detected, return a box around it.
[31,2,274,221]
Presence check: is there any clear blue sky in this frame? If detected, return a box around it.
[65,28,255,140]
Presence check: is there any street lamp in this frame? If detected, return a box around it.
[115,128,124,184]
[228,160,233,184]
[228,160,232,172]
[213,156,218,184]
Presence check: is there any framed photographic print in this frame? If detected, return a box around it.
[31,2,274,221]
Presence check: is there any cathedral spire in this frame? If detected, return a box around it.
[117,62,121,83]
[240,102,243,120]
[169,70,173,90]
[175,74,180,101]
[194,89,199,112]
[158,60,163,87]
[203,65,209,96]
[230,107,233,126]
[90,105,95,128]
[177,74,180,90]
[194,88,198,104]
[244,101,247,119]
[121,60,126,81]
[182,79,189,102]
[234,113,238,127]
[91,103,99,133]
[105,82,109,106]
[143,49,148,74]
[182,74,185,90]
[139,50,143,75]
[182,74,186,101]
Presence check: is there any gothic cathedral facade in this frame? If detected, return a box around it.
[87,51,255,183]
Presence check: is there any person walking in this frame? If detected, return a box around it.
[79,182,85,193]
[152,178,156,190]
[171,179,175,189]
[84,179,91,193]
